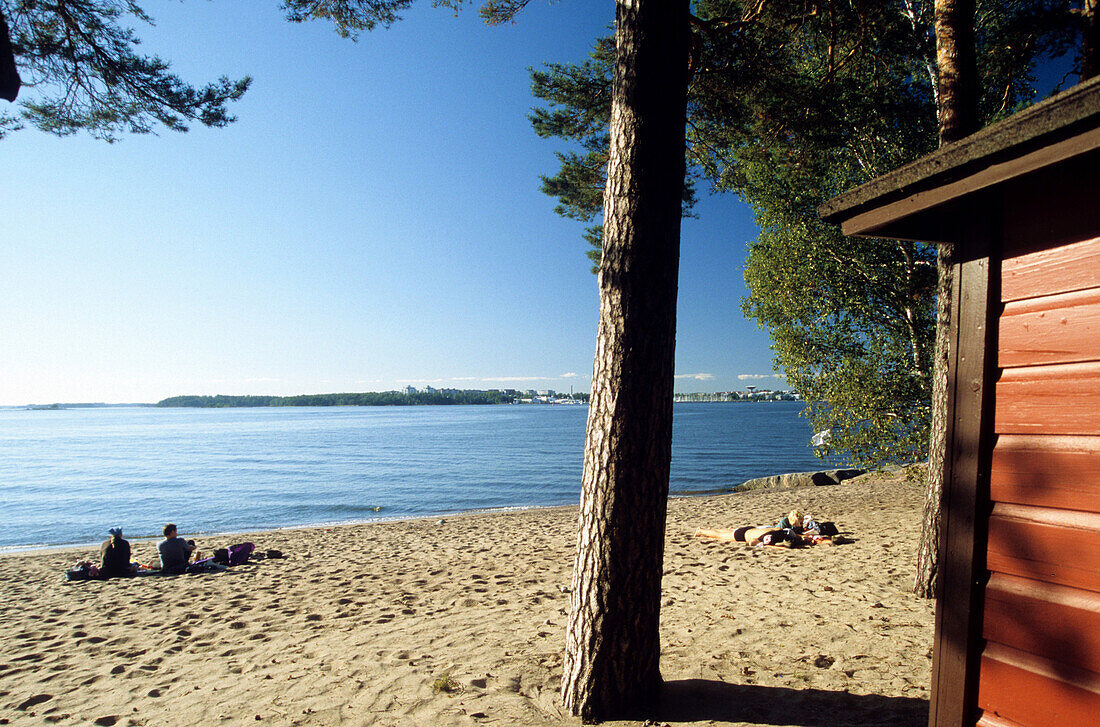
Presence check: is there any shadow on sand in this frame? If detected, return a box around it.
[657,679,928,726]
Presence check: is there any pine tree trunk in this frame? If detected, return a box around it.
[1084,0,1099,81]
[914,242,953,598]
[561,0,690,721]
[934,0,977,145]
[914,0,978,598]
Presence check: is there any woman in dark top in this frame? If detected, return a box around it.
[99,527,132,577]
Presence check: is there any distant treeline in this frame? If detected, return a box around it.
[158,390,523,408]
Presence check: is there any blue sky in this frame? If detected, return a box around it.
[1,0,783,406]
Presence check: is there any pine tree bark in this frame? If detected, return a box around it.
[914,0,978,598]
[561,0,690,721]
[915,242,954,598]
[1084,0,1099,81]
[934,0,977,145]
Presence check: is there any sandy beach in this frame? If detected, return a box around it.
[0,471,933,727]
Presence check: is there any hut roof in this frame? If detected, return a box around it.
[818,76,1100,242]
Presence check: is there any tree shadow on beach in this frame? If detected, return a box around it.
[657,679,928,726]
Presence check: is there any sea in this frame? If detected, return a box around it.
[0,402,826,551]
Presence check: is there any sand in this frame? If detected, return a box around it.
[0,471,934,727]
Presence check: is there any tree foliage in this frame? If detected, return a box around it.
[0,0,250,140]
[530,33,696,273]
[531,0,1081,466]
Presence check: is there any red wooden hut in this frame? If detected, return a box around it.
[819,77,1100,727]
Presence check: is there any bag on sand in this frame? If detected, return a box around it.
[227,542,255,566]
[65,561,99,581]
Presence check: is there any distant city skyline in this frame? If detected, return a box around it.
[2,2,783,407]
[6,374,792,407]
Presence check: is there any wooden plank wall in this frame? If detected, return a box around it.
[977,228,1100,727]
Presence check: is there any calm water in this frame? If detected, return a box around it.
[0,403,824,550]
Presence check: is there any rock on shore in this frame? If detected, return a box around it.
[735,468,866,491]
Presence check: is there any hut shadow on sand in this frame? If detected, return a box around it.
[656,679,927,725]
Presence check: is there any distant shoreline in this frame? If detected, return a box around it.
[155,391,800,408]
[8,391,804,409]
[155,390,588,408]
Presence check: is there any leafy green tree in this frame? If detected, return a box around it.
[742,215,936,466]
[531,0,1079,468]
[0,0,250,140]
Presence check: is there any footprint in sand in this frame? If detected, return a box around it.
[13,654,43,663]
[17,694,53,710]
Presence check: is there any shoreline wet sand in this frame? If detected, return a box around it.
[0,470,933,726]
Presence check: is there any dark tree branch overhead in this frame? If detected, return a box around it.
[282,0,416,37]
[0,0,249,139]
[0,7,19,101]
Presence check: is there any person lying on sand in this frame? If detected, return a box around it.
[158,523,201,574]
[694,526,805,547]
[694,520,843,547]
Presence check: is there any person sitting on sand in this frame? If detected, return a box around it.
[774,509,842,542]
[99,527,133,577]
[776,509,805,531]
[158,523,200,574]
